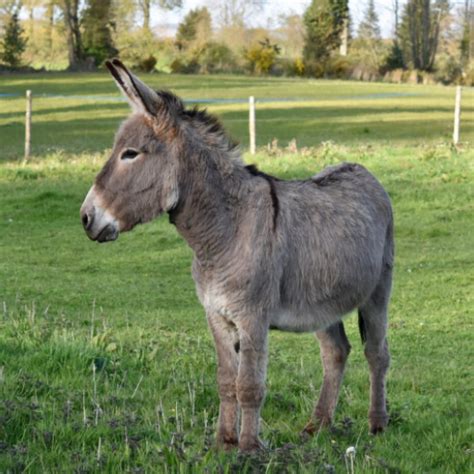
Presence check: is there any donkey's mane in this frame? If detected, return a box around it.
[156,90,240,161]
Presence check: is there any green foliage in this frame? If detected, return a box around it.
[434,53,464,84]
[244,38,281,75]
[113,29,174,73]
[171,41,237,74]
[198,41,237,74]
[135,55,157,72]
[0,10,26,68]
[303,0,349,67]
[383,41,405,71]
[82,0,117,66]
[399,0,450,71]
[176,7,212,50]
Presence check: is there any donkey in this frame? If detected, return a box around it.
[80,59,394,453]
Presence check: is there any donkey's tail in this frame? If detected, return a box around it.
[358,310,367,344]
[359,213,394,345]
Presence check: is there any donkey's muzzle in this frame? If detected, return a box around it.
[95,223,118,243]
[80,186,120,243]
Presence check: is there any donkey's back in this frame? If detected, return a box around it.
[268,162,393,332]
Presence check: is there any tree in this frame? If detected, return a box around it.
[399,0,450,71]
[212,0,262,28]
[59,0,85,70]
[384,0,405,70]
[303,0,349,64]
[460,0,472,64]
[0,9,27,67]
[136,0,182,32]
[82,0,117,66]
[176,7,211,50]
[358,0,381,41]
[277,14,305,59]
[354,0,384,69]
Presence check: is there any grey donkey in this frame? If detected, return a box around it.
[80,59,394,453]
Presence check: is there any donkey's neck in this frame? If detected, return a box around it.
[168,158,246,264]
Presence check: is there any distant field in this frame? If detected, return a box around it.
[1,72,473,160]
[0,73,473,472]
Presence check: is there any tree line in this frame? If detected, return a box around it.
[0,0,472,85]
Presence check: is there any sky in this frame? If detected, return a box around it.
[152,0,405,38]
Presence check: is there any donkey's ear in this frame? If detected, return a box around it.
[105,59,160,116]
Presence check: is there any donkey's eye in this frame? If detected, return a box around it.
[121,149,140,160]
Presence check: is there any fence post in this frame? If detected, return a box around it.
[453,85,462,145]
[249,96,256,155]
[25,90,32,161]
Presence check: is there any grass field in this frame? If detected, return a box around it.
[0,73,473,472]
[1,73,473,160]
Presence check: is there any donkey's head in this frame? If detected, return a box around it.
[80,59,183,242]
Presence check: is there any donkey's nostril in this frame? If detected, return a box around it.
[81,211,93,231]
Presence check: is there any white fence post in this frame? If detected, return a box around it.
[25,90,32,161]
[453,85,462,145]
[249,96,256,155]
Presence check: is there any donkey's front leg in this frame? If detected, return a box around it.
[207,313,240,450]
[236,319,268,453]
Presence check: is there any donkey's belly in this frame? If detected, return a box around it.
[269,306,340,333]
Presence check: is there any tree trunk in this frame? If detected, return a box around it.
[421,0,431,70]
[28,6,34,39]
[62,0,84,70]
[142,0,150,31]
[45,1,54,53]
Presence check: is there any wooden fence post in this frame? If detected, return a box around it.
[453,85,462,145]
[249,96,256,155]
[25,90,32,161]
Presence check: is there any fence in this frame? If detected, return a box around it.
[0,86,469,161]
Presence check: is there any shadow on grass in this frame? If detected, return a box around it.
[1,101,473,161]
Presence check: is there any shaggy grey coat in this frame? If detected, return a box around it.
[80,59,394,453]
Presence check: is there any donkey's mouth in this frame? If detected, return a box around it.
[95,224,119,243]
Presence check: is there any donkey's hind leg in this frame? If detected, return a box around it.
[359,267,392,434]
[303,322,351,435]
[207,313,240,450]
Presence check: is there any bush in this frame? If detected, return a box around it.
[325,55,351,78]
[434,55,463,85]
[170,57,200,74]
[304,55,351,79]
[382,41,405,72]
[198,42,237,74]
[170,42,238,74]
[114,31,177,73]
[135,55,157,73]
[463,62,474,86]
[279,57,306,77]
[244,38,281,75]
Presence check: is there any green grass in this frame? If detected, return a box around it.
[0,73,473,472]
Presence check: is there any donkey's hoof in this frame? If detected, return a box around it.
[238,436,266,453]
[301,417,331,438]
[216,435,239,451]
[369,413,389,435]
[221,441,239,451]
[301,422,318,439]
